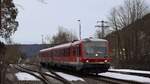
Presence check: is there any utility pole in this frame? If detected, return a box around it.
[95,20,109,38]
[77,20,81,40]
[41,35,44,44]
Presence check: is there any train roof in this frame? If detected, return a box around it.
[40,38,107,52]
[40,41,81,52]
[82,38,107,42]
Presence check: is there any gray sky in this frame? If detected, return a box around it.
[12,0,150,44]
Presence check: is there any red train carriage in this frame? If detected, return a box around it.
[39,38,111,74]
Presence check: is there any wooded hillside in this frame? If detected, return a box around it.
[106,14,150,70]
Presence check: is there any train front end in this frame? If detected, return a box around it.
[79,38,111,73]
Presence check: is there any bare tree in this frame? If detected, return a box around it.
[107,8,123,67]
[109,0,149,29]
[107,0,149,68]
[95,29,102,39]
[47,27,78,45]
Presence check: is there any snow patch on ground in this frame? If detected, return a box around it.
[15,72,39,81]
[99,72,150,83]
[110,69,150,74]
[56,72,85,82]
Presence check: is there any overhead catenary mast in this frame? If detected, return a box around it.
[95,20,109,38]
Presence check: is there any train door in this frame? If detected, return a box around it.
[76,44,80,63]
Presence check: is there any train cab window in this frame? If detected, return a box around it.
[84,42,107,57]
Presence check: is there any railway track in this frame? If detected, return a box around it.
[47,66,150,84]
[88,74,147,84]
[15,64,49,84]
[108,69,150,78]
[90,70,150,84]
[14,64,71,84]
[76,73,147,84]
[14,64,150,84]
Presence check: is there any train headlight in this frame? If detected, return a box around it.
[86,60,89,63]
[95,54,98,56]
[104,60,108,63]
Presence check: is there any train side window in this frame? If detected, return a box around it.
[66,49,67,56]
[61,49,62,56]
[54,50,56,56]
[76,45,81,56]
[79,46,81,56]
[72,46,79,56]
[48,52,50,56]
[76,47,79,56]
[67,48,70,56]
[63,49,65,56]
[68,48,70,56]
[51,51,53,56]
[59,49,61,56]
[57,50,58,56]
[55,50,57,56]
[56,50,57,56]
[73,47,76,56]
[56,50,58,56]
[65,48,67,56]
[52,51,54,56]
[50,51,52,56]
[58,49,61,56]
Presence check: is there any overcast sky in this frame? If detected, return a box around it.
[12,0,150,44]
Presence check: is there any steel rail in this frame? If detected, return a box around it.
[25,63,148,84]
[50,68,147,84]
[15,65,49,84]
[18,64,71,84]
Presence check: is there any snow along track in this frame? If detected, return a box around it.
[15,64,72,84]
[99,72,150,84]
[46,67,149,84]
[15,65,49,84]
[52,67,150,84]
[17,64,150,84]
[109,69,150,78]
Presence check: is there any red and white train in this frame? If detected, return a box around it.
[39,38,111,74]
